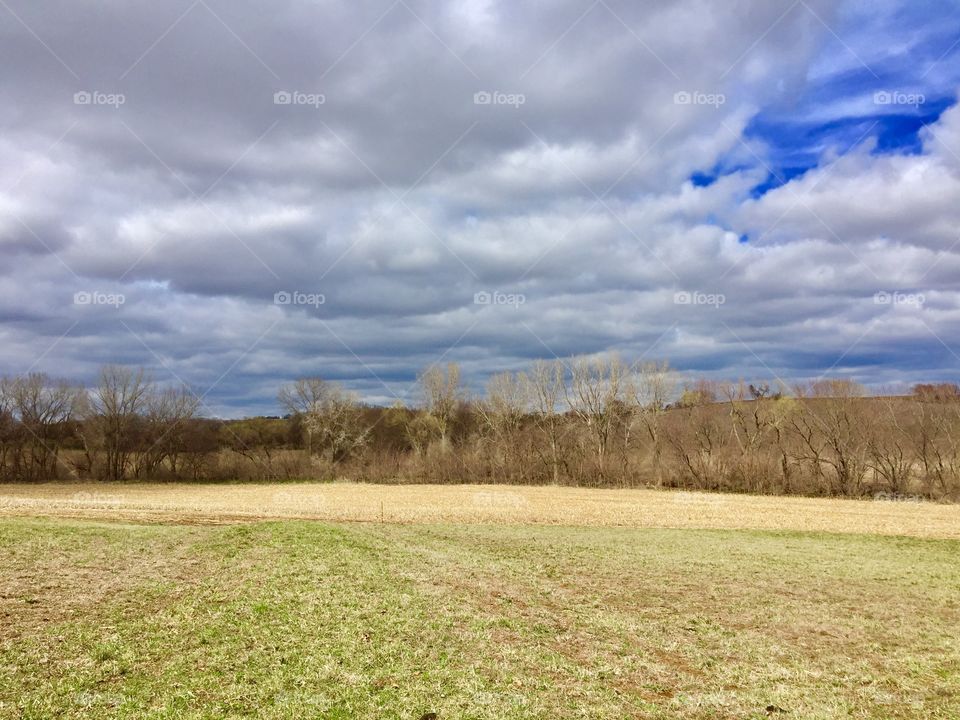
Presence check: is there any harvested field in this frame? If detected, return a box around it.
[0,481,957,538]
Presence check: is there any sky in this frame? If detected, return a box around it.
[1,0,960,416]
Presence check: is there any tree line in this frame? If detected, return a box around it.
[1,361,959,500]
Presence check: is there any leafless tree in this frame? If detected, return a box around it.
[279,377,333,454]
[790,379,869,495]
[418,363,462,449]
[134,386,200,478]
[624,360,675,485]
[910,399,960,497]
[0,378,15,479]
[4,374,83,481]
[524,359,568,484]
[768,394,800,491]
[912,383,960,403]
[865,397,915,494]
[566,354,628,483]
[720,380,798,492]
[279,377,369,463]
[476,371,529,481]
[89,366,152,481]
[664,405,722,488]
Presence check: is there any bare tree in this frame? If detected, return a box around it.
[89,366,152,481]
[4,374,82,481]
[418,363,462,449]
[279,377,368,463]
[478,371,527,436]
[566,354,628,483]
[279,377,333,454]
[625,360,675,485]
[476,371,529,481]
[864,397,915,495]
[912,400,960,497]
[524,359,567,485]
[804,378,863,399]
[790,379,868,495]
[134,386,200,478]
[912,383,960,403]
[768,394,800,491]
[0,377,16,480]
[721,380,797,492]
[664,401,727,489]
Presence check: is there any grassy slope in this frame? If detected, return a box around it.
[1,519,958,719]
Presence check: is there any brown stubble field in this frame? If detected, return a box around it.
[0,481,958,537]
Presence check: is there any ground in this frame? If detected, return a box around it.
[1,482,959,537]
[0,484,958,719]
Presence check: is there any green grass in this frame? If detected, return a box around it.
[1,519,958,719]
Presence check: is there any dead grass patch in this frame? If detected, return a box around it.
[1,482,958,538]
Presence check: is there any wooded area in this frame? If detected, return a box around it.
[2,362,958,499]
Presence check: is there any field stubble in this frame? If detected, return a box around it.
[0,482,957,538]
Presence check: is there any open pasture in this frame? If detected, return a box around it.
[1,485,958,718]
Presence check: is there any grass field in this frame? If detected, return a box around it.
[1,486,958,719]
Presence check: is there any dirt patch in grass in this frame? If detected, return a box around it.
[0,521,211,642]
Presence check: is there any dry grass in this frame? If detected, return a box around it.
[0,481,957,537]
[0,522,210,643]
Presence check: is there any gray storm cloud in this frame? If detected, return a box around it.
[1,0,958,415]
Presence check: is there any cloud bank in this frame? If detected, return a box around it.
[1,0,959,415]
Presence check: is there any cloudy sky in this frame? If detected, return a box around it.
[2,0,959,415]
